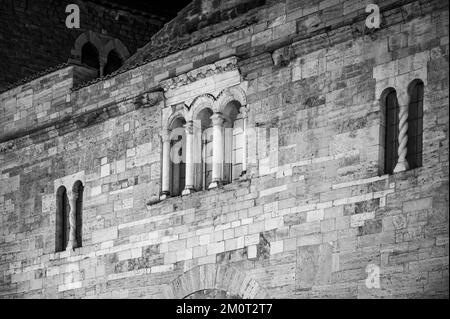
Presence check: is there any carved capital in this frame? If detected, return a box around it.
[184,121,194,135]
[239,106,249,118]
[210,113,225,126]
[160,129,171,142]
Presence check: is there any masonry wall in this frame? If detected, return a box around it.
[0,0,448,298]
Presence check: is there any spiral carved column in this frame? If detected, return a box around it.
[394,94,409,173]
[66,190,78,250]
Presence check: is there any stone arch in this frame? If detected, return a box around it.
[71,31,103,61]
[103,39,130,62]
[164,109,188,131]
[188,94,216,121]
[167,264,269,299]
[215,85,247,114]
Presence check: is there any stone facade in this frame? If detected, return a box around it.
[0,0,448,298]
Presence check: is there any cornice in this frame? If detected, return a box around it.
[159,56,239,92]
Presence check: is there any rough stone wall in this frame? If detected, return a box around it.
[0,0,448,298]
[0,0,169,91]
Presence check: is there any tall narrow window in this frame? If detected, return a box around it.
[223,101,244,184]
[169,118,186,197]
[103,50,123,76]
[73,181,84,248]
[407,80,424,169]
[55,186,69,252]
[81,42,100,76]
[384,90,399,175]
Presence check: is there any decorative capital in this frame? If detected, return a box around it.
[210,113,225,126]
[184,121,194,134]
[160,129,171,142]
[67,190,79,202]
[239,106,249,118]
[396,91,409,107]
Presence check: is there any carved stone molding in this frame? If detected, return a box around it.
[160,56,238,92]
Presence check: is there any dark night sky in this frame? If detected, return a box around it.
[89,0,193,18]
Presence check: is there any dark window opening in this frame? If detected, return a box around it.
[384,90,399,175]
[103,50,123,76]
[407,81,424,170]
[81,42,100,76]
[73,181,84,248]
[55,186,69,252]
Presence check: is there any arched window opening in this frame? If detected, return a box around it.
[222,101,244,184]
[169,118,187,197]
[73,181,84,248]
[55,186,69,252]
[407,80,424,170]
[195,108,213,191]
[384,89,399,175]
[103,50,123,76]
[81,42,100,76]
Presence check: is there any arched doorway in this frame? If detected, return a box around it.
[168,264,268,299]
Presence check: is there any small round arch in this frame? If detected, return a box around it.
[215,86,247,113]
[189,94,216,121]
[407,79,425,97]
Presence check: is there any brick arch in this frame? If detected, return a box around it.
[168,264,269,299]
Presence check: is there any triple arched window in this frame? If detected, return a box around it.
[383,79,424,174]
[160,89,247,199]
[55,181,84,252]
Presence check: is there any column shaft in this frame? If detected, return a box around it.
[183,121,195,195]
[394,96,409,173]
[160,130,171,199]
[209,113,225,189]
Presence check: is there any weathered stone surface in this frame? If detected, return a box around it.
[0,0,448,299]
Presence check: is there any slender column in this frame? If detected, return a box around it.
[209,113,225,189]
[160,129,171,200]
[240,107,248,175]
[66,190,78,251]
[182,121,195,195]
[394,93,409,173]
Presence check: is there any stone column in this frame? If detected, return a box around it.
[394,93,409,173]
[240,107,248,175]
[182,121,195,195]
[209,113,225,189]
[160,129,171,200]
[66,190,78,251]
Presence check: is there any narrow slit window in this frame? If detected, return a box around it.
[407,81,424,170]
[384,90,399,175]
